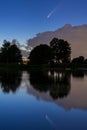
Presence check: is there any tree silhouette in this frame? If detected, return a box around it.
[72,56,84,64]
[29,70,71,100]
[0,40,22,63]
[29,44,52,65]
[9,44,22,63]
[72,70,84,78]
[49,71,71,99]
[0,70,22,93]
[29,70,50,92]
[50,38,71,63]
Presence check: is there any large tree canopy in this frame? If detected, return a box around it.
[0,41,22,63]
[50,38,71,63]
[29,44,52,65]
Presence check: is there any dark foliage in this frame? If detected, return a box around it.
[50,38,71,63]
[72,70,84,78]
[0,41,22,63]
[72,56,84,64]
[0,70,22,93]
[29,70,71,99]
[29,44,52,65]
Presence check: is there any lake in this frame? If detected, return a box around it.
[0,70,87,130]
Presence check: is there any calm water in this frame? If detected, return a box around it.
[0,70,87,130]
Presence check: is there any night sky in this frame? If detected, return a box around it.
[0,0,87,44]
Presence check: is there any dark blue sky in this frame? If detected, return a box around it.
[0,0,87,44]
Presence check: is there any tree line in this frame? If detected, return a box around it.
[29,37,87,68]
[0,38,87,68]
[29,38,71,65]
[0,40,22,64]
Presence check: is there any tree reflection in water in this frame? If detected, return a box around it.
[0,70,22,93]
[72,70,84,78]
[29,70,71,100]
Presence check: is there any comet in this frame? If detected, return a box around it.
[47,8,56,19]
[47,2,62,19]
[45,114,58,130]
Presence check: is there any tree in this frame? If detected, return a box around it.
[29,70,71,99]
[0,70,22,93]
[50,38,71,63]
[9,44,22,63]
[0,40,22,63]
[72,56,84,64]
[29,44,52,65]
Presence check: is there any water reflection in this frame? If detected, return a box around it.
[72,70,84,78]
[0,70,86,130]
[0,70,87,111]
[29,70,71,100]
[0,70,22,93]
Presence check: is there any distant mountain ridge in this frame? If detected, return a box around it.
[27,24,87,58]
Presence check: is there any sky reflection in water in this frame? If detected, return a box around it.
[0,70,87,130]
